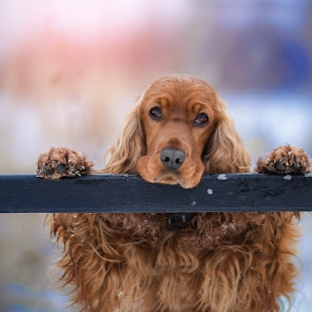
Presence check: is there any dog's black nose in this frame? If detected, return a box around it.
[161,148,185,169]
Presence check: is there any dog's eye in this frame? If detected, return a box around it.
[194,113,209,126]
[149,107,162,120]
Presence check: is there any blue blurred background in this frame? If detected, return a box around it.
[0,0,311,311]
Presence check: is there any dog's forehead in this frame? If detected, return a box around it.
[144,75,217,106]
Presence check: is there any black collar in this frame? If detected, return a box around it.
[165,213,196,229]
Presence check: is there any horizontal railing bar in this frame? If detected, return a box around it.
[0,174,312,213]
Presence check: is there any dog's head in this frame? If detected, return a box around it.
[106,74,250,188]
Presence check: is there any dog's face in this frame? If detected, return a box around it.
[136,75,219,189]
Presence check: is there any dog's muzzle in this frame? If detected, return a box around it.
[165,213,196,229]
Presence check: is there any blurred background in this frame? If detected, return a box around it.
[0,0,311,311]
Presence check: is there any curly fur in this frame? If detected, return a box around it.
[43,75,305,312]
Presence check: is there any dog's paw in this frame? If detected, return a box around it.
[36,147,94,179]
[256,145,311,174]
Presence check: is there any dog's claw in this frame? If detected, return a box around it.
[275,161,286,171]
[36,147,94,179]
[256,145,311,174]
[43,166,53,175]
[56,164,67,174]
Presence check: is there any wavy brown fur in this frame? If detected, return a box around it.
[50,212,300,312]
[40,75,308,312]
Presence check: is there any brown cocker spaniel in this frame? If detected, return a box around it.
[37,74,311,312]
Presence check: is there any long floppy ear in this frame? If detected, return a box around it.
[203,99,251,174]
[103,96,146,174]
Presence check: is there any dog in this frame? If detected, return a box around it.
[37,74,311,312]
